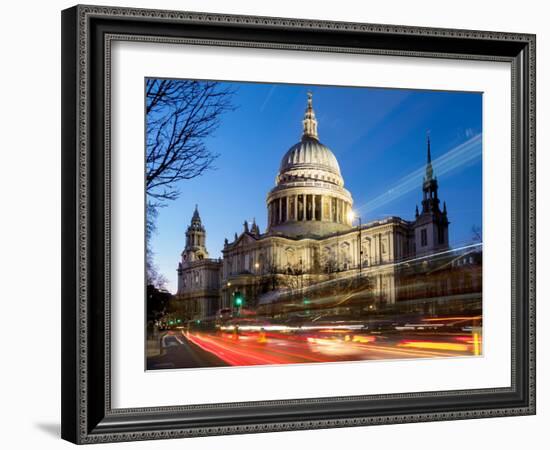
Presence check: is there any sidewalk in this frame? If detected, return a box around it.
[146,333,163,358]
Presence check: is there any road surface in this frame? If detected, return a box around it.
[147,332,228,370]
[147,328,481,370]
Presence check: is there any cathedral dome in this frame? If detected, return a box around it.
[279,137,342,184]
[266,93,354,237]
[276,93,344,188]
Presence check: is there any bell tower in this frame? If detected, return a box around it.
[181,205,209,265]
[413,136,449,256]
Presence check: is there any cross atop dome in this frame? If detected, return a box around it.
[302,91,319,140]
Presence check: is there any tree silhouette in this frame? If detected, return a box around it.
[146,79,235,203]
[145,79,235,286]
[471,225,482,243]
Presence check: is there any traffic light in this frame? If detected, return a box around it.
[234,291,243,307]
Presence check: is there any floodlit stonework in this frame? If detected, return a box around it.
[176,93,454,319]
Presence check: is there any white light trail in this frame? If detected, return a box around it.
[356,133,482,214]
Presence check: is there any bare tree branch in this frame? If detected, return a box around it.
[471,225,482,243]
[146,79,236,203]
[145,79,236,285]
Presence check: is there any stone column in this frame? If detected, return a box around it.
[285,195,290,222]
[343,203,348,225]
[278,198,282,223]
[312,195,316,220]
[395,232,400,260]
[386,274,396,304]
[373,234,378,264]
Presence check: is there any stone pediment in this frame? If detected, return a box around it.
[230,232,259,248]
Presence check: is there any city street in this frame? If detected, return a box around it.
[147,332,228,370]
[147,325,482,370]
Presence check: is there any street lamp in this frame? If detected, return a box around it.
[253,262,260,308]
[226,282,231,310]
[347,210,363,275]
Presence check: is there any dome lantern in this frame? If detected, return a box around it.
[302,91,319,140]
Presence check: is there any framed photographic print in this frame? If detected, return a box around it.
[61,5,536,444]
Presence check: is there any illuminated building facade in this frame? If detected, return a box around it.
[176,93,457,319]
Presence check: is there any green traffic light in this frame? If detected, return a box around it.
[235,297,243,307]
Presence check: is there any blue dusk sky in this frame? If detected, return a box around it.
[149,81,482,293]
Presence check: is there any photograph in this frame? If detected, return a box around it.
[56,3,537,445]
[145,79,483,370]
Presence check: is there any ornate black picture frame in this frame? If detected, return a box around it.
[61,5,536,444]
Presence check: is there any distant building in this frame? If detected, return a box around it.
[175,93,470,320]
[176,206,222,319]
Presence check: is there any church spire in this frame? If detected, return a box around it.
[420,135,441,216]
[414,135,449,255]
[192,204,200,221]
[302,91,319,140]
[250,218,260,236]
[190,204,204,230]
[425,133,434,181]
[182,204,209,262]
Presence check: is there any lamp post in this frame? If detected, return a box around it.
[254,262,260,307]
[347,211,363,276]
[226,281,231,310]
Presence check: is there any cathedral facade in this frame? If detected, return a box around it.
[176,93,453,320]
